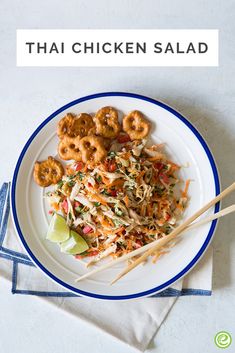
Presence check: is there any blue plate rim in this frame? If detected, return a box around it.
[11,92,220,300]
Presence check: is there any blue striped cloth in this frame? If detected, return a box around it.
[0,182,211,297]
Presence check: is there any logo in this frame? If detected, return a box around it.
[214,331,232,349]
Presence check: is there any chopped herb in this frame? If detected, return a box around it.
[68,212,72,220]
[115,208,123,216]
[150,234,155,238]
[101,189,110,196]
[68,180,75,187]
[94,202,101,207]
[96,175,102,183]
[126,186,134,191]
[113,219,122,227]
[154,185,164,196]
[107,151,116,158]
[165,226,171,235]
[116,239,125,245]
[76,171,84,181]
[75,206,84,213]
[57,180,64,188]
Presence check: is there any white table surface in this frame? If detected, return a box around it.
[0,0,235,352]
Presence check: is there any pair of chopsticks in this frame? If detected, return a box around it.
[75,182,235,284]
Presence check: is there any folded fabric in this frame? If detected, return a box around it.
[0,183,212,351]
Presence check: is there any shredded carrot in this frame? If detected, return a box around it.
[107,218,114,227]
[182,179,190,197]
[121,151,131,159]
[167,161,180,172]
[101,175,111,185]
[98,215,113,229]
[103,227,125,235]
[176,202,184,211]
[107,179,124,188]
[123,195,129,207]
[65,167,75,176]
[83,163,89,172]
[147,203,153,217]
[51,202,59,211]
[99,217,112,228]
[136,170,145,183]
[116,227,125,235]
[126,239,133,251]
[140,203,146,216]
[90,194,108,206]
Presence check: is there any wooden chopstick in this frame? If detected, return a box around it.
[186,204,235,230]
[75,202,235,283]
[110,182,235,285]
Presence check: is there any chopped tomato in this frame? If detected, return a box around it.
[83,225,92,234]
[87,250,99,257]
[154,162,164,171]
[87,182,92,187]
[75,254,84,259]
[75,250,99,259]
[117,134,131,143]
[159,173,170,184]
[61,199,68,214]
[48,210,54,215]
[108,162,117,172]
[109,189,117,197]
[104,159,109,170]
[74,201,81,208]
[135,240,143,248]
[165,213,171,221]
[104,158,117,172]
[75,161,84,171]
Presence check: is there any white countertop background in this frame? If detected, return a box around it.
[0,0,235,352]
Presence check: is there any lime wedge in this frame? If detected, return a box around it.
[60,230,89,255]
[46,213,70,243]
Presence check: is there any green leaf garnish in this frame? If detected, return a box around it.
[107,151,116,158]
[96,175,102,183]
[76,171,84,181]
[57,180,64,188]
[68,180,75,187]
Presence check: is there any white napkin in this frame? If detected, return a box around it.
[0,183,213,351]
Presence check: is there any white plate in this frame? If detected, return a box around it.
[11,92,220,300]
